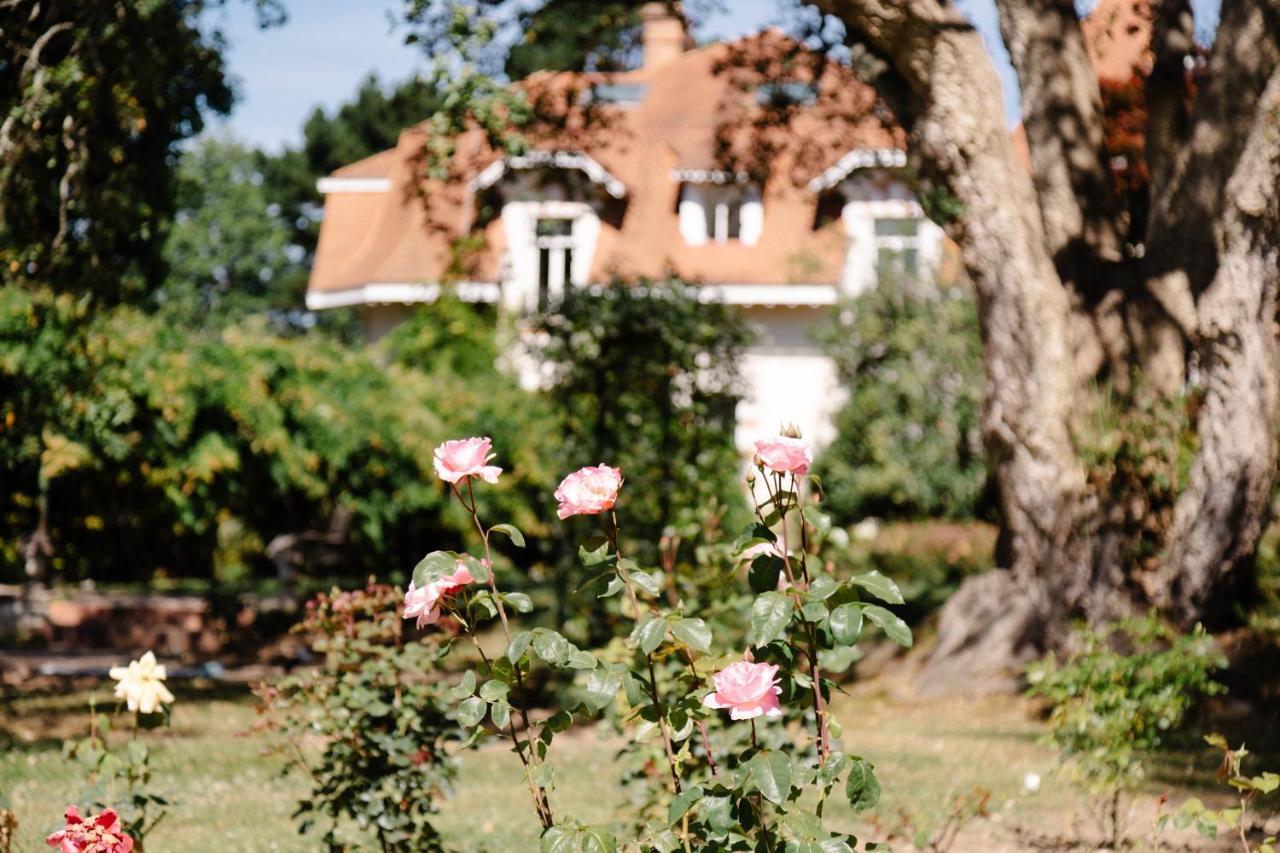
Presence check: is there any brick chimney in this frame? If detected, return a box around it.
[641,3,688,71]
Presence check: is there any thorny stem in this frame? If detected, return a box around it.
[467,633,551,828]
[607,512,684,796]
[760,469,830,764]
[454,480,554,829]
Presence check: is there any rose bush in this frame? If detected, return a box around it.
[393,428,912,850]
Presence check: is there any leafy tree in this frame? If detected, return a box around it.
[504,0,640,80]
[0,0,282,303]
[815,278,988,523]
[159,136,295,322]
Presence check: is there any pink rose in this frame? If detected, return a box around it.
[554,464,623,520]
[702,660,783,720]
[433,437,502,485]
[46,806,134,853]
[753,436,812,477]
[403,562,476,628]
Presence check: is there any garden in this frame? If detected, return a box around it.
[4,0,1280,851]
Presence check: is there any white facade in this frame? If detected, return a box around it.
[320,151,944,457]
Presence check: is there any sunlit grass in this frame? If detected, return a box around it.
[0,679,1229,851]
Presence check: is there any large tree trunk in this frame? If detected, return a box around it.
[815,0,1089,685]
[1156,68,1280,625]
[815,0,1280,691]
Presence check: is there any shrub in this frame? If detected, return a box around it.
[1025,613,1226,846]
[256,581,460,850]
[531,279,754,639]
[814,278,988,523]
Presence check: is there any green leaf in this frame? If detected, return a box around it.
[479,679,509,701]
[801,601,829,623]
[631,614,668,655]
[598,575,624,598]
[850,571,905,605]
[845,757,881,811]
[863,605,912,647]
[583,665,625,713]
[829,604,864,646]
[532,629,573,665]
[578,539,612,567]
[630,570,662,598]
[566,649,597,670]
[412,550,458,586]
[802,505,832,538]
[749,592,794,646]
[504,592,534,613]
[579,826,617,853]
[490,523,525,548]
[670,617,712,653]
[490,699,511,729]
[541,826,573,853]
[449,670,477,700]
[456,696,487,728]
[460,553,490,582]
[750,750,793,805]
[807,575,840,601]
[507,630,532,663]
[668,785,704,823]
[748,555,784,594]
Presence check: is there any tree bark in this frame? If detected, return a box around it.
[816,0,1280,689]
[816,0,1087,660]
[1156,68,1280,626]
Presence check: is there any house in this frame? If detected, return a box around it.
[306,2,1137,452]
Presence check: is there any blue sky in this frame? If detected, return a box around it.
[205,0,1217,153]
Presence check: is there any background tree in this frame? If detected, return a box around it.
[815,277,989,524]
[160,136,295,323]
[0,0,282,302]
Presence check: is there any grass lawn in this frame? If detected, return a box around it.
[0,676,1237,851]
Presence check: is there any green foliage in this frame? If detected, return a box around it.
[0,0,281,302]
[1074,385,1200,571]
[159,136,296,322]
[0,289,551,584]
[259,582,461,850]
[505,1,639,80]
[1159,734,1279,851]
[815,278,988,523]
[1026,613,1225,844]
[63,696,172,847]
[535,279,752,553]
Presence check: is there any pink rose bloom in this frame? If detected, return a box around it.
[702,661,783,720]
[46,806,134,853]
[433,437,502,484]
[554,464,623,520]
[753,436,812,477]
[403,562,476,628]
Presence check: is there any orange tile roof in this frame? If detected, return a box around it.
[308,31,900,297]
[308,13,1149,301]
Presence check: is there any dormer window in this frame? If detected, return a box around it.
[676,182,763,246]
[874,216,923,278]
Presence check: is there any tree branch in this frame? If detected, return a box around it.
[1144,0,1280,331]
[814,0,1086,618]
[994,0,1124,271]
[1157,65,1280,625]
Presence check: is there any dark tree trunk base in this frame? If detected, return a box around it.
[913,570,1046,697]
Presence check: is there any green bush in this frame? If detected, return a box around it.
[1025,613,1226,846]
[814,278,989,524]
[0,289,551,586]
[258,582,460,850]
[532,279,754,638]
